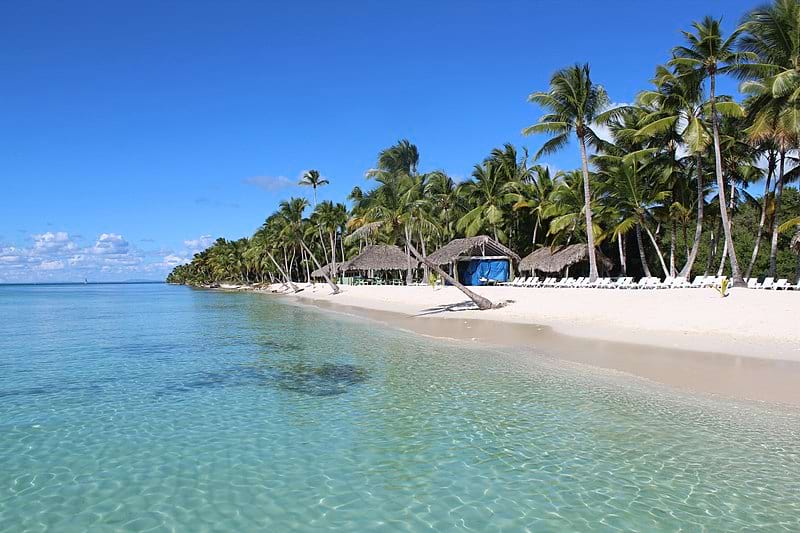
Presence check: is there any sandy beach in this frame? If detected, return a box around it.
[260,282,800,405]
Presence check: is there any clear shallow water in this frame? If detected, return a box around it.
[1,284,799,532]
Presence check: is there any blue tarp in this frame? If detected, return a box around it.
[457,259,509,286]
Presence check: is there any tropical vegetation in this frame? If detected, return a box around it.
[169,0,800,297]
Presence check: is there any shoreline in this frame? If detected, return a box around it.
[240,282,800,407]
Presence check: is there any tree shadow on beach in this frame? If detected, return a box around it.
[415,299,515,316]
[414,300,480,316]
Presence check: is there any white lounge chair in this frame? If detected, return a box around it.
[570,277,585,288]
[689,276,706,288]
[773,279,790,290]
[553,278,572,288]
[618,277,634,289]
[524,276,540,287]
[642,277,662,289]
[788,280,800,291]
[672,276,690,288]
[760,277,775,290]
[747,278,761,289]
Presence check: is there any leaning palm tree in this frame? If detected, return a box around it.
[298,169,329,208]
[523,63,620,281]
[670,17,754,286]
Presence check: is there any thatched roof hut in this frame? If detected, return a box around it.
[519,244,613,273]
[427,236,520,265]
[344,244,415,271]
[310,260,352,279]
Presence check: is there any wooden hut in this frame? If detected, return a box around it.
[343,244,416,279]
[519,244,613,275]
[426,236,520,286]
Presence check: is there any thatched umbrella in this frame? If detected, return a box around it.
[345,244,415,272]
[310,261,350,279]
[519,244,613,273]
[427,236,521,265]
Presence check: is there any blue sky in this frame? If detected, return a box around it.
[1,0,758,282]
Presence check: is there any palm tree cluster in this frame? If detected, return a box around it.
[168,0,800,291]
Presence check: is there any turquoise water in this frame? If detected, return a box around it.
[1,284,799,532]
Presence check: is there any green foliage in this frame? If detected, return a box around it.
[168,1,800,287]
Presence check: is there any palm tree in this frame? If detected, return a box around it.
[739,0,800,278]
[523,63,619,281]
[509,165,559,248]
[670,16,754,286]
[298,169,329,208]
[598,154,672,277]
[375,139,419,176]
[457,162,514,242]
[279,197,340,294]
[636,65,713,276]
[312,201,343,277]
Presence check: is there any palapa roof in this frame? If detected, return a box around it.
[344,244,415,271]
[519,244,613,273]
[426,236,521,265]
[310,260,351,278]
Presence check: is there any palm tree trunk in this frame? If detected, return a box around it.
[745,152,775,279]
[329,232,337,282]
[339,232,345,270]
[669,220,676,277]
[618,234,627,276]
[407,242,495,310]
[300,240,340,294]
[532,217,540,247]
[680,155,704,277]
[404,227,413,285]
[795,251,800,284]
[635,224,652,278]
[578,135,599,281]
[644,225,669,277]
[767,152,786,278]
[717,179,736,276]
[709,73,745,286]
[716,233,728,277]
[266,250,300,292]
[419,229,428,281]
[705,228,716,276]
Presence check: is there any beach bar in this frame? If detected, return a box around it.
[427,236,520,286]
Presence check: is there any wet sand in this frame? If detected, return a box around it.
[274,287,800,408]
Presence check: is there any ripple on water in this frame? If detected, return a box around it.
[0,284,799,532]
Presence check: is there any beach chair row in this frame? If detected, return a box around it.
[746,277,798,290]
[502,275,766,290]
[501,275,800,290]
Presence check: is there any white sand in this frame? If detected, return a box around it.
[272,283,800,361]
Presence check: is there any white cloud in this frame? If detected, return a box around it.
[39,260,65,271]
[243,175,295,192]
[0,231,157,282]
[183,235,214,253]
[32,231,77,255]
[92,233,130,255]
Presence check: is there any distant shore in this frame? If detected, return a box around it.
[224,282,800,406]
